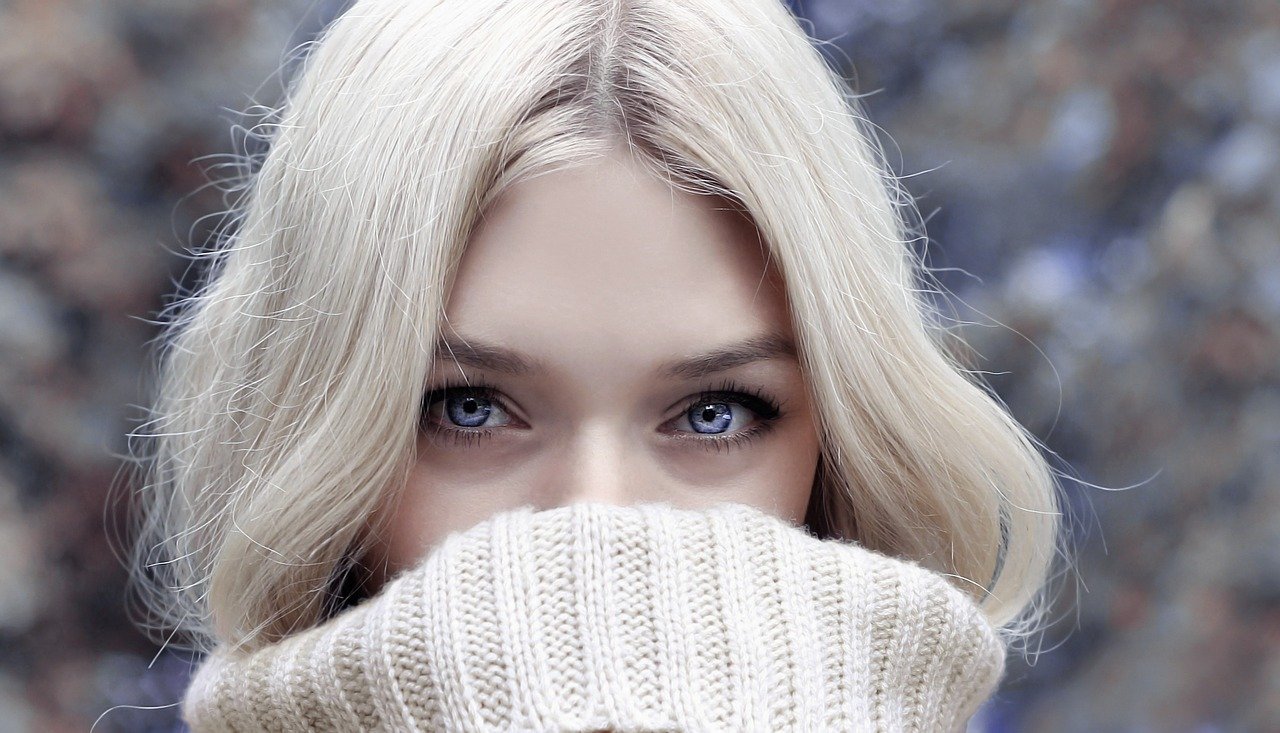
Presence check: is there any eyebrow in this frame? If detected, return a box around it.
[432,332,797,380]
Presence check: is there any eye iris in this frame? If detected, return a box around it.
[690,402,732,434]
[448,395,491,427]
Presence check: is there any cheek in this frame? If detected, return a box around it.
[380,456,531,572]
[755,387,823,524]
[747,419,821,526]
[378,481,434,574]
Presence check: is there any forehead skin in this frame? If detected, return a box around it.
[443,145,794,402]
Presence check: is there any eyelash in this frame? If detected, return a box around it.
[418,378,784,453]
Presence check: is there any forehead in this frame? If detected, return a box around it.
[445,149,792,353]
[434,148,798,389]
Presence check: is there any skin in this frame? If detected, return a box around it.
[367,143,822,588]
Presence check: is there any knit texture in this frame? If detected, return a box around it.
[181,501,1007,732]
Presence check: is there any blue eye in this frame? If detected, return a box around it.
[420,383,513,443]
[689,402,735,433]
[664,383,783,453]
[438,393,502,428]
[419,379,784,453]
[686,399,747,434]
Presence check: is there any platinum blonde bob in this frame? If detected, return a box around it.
[122,0,1068,660]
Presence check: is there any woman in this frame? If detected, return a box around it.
[125,0,1067,728]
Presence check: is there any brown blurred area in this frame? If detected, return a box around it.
[0,0,1276,730]
[0,1,343,730]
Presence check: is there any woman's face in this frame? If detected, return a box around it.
[373,145,822,582]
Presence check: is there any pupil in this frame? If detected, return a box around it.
[702,406,717,421]
[463,398,478,414]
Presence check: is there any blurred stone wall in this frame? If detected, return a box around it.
[0,0,1274,730]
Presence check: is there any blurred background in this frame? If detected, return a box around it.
[0,0,1276,730]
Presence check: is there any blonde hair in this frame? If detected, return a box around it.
[121,0,1069,661]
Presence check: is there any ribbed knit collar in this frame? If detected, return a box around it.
[182,502,1007,731]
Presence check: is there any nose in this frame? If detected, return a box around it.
[544,424,639,510]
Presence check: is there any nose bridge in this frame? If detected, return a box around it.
[553,422,637,509]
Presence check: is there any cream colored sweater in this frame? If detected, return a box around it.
[181,502,1007,731]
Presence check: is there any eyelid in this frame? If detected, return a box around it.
[678,382,782,421]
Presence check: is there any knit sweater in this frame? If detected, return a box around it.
[181,501,1007,732]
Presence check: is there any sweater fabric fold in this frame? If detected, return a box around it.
[181,501,1007,732]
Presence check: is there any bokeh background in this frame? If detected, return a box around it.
[1,0,1276,730]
